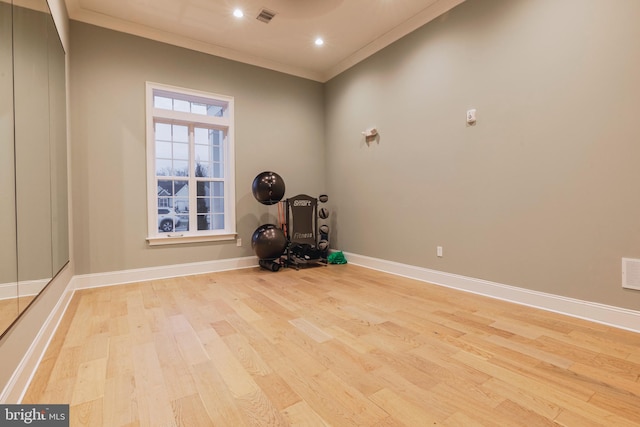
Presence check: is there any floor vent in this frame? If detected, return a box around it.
[256,8,277,23]
[622,258,640,290]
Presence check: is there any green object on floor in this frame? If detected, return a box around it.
[327,251,347,264]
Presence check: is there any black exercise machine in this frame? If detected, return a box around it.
[282,194,328,269]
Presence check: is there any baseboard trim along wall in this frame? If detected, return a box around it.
[343,251,640,334]
[71,256,259,290]
[0,279,49,301]
[0,282,18,300]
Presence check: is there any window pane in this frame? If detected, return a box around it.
[207,105,224,117]
[158,206,178,233]
[174,160,189,176]
[157,179,175,196]
[175,193,189,231]
[173,142,189,160]
[197,214,210,230]
[194,127,209,144]
[173,124,188,142]
[212,129,223,144]
[212,197,224,213]
[195,145,211,162]
[192,103,207,115]
[174,99,190,112]
[196,191,210,230]
[156,159,172,176]
[197,197,209,212]
[196,181,211,197]
[154,96,172,110]
[175,198,189,212]
[213,162,223,178]
[174,181,188,197]
[156,141,171,158]
[195,163,210,178]
[212,214,224,230]
[213,181,224,197]
[155,122,171,141]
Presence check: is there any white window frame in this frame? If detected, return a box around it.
[145,82,236,245]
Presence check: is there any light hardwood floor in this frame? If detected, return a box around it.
[23,264,640,426]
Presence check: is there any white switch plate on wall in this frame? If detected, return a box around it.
[466,109,477,124]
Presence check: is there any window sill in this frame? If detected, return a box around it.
[147,233,237,246]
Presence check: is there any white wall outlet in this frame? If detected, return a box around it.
[236,238,242,247]
[437,246,443,257]
[466,109,477,125]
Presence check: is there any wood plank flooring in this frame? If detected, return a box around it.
[23,264,640,426]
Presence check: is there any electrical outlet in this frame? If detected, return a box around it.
[437,246,443,257]
[466,109,477,125]
[236,238,242,247]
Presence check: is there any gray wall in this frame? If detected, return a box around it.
[70,21,325,275]
[324,0,640,310]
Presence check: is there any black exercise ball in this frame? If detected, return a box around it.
[252,171,285,205]
[251,224,287,260]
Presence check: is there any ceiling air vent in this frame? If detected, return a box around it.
[256,8,276,23]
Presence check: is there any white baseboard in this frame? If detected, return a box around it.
[0,282,18,300]
[344,251,640,334]
[71,256,259,290]
[0,279,49,301]
[15,279,50,298]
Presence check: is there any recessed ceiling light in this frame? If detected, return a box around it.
[314,37,324,46]
[233,8,244,18]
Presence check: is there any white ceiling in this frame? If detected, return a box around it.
[64,0,465,82]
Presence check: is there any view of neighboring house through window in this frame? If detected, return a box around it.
[146,82,235,244]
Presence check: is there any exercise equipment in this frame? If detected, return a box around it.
[251,224,287,260]
[251,171,331,271]
[283,194,328,269]
[252,171,285,205]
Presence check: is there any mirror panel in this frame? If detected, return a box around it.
[0,0,18,335]
[14,0,54,309]
[0,0,68,337]
[48,12,68,275]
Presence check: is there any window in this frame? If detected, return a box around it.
[146,82,235,245]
